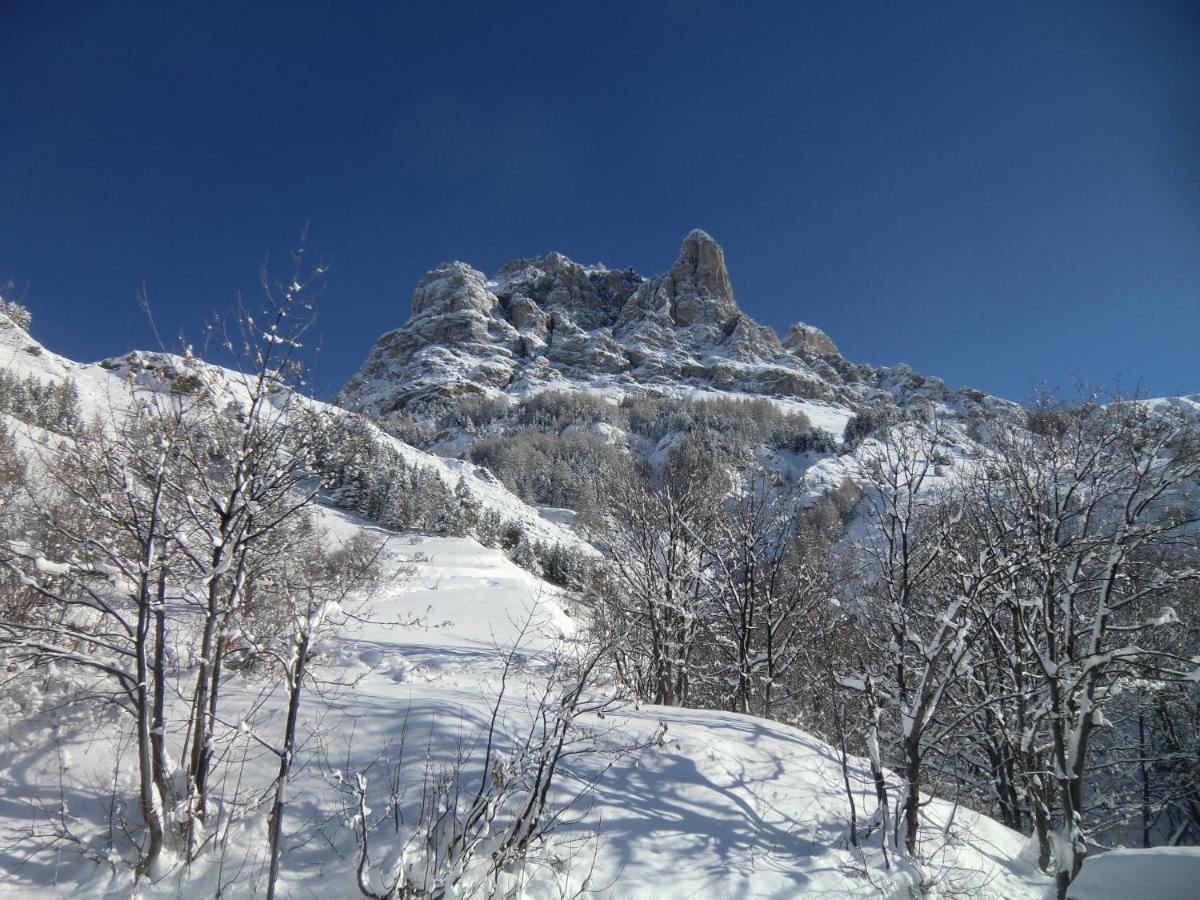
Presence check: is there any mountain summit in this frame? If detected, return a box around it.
[664,228,737,323]
[338,231,985,419]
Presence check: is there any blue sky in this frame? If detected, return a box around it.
[2,1,1198,401]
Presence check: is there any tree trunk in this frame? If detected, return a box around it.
[864,677,891,869]
[187,603,232,859]
[902,735,921,857]
[150,566,171,809]
[1139,709,1151,848]
[266,629,310,900]
[134,568,164,879]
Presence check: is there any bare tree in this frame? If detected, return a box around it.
[982,397,1200,897]
[589,450,724,707]
[0,383,209,877]
[171,241,325,858]
[260,529,387,900]
[851,421,987,860]
[0,235,336,881]
[708,474,840,718]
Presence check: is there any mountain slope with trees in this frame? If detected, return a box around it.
[1,233,1197,898]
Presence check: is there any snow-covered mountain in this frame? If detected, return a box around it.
[335,231,1200,549]
[338,229,1020,429]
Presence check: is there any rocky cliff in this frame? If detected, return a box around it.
[338,230,1007,423]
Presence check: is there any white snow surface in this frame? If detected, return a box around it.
[1065,846,1200,900]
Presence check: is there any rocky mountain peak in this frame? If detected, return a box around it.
[339,230,936,416]
[672,230,732,294]
[411,262,495,318]
[665,229,738,326]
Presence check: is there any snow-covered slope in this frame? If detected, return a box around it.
[0,501,1049,898]
[0,307,588,554]
[0,302,1053,898]
[1,302,135,418]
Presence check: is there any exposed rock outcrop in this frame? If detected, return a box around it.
[784,323,839,359]
[338,230,1006,421]
[664,228,738,326]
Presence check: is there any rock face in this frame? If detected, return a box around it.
[338,230,1000,418]
[665,229,737,326]
[784,323,839,359]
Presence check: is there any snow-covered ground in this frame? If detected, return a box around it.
[1,500,1048,898]
[1065,846,1200,900]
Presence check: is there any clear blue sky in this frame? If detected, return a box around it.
[2,1,1197,401]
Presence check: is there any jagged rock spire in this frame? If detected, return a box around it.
[665,229,740,327]
[671,229,733,302]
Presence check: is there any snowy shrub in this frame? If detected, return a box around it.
[620,394,830,454]
[841,402,898,448]
[515,389,621,432]
[531,539,591,588]
[379,394,513,447]
[433,393,512,431]
[1025,403,1080,438]
[377,406,441,447]
[619,394,696,440]
[507,531,540,572]
[797,478,862,539]
[474,507,504,547]
[0,370,82,433]
[0,419,23,494]
[231,521,384,673]
[693,395,807,434]
[497,519,524,552]
[0,421,33,622]
[470,430,621,513]
[0,296,32,332]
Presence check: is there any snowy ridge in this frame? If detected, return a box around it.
[0,310,589,555]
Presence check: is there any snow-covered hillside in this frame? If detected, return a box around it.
[0,295,1058,898]
[0,500,1048,898]
[0,308,589,555]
